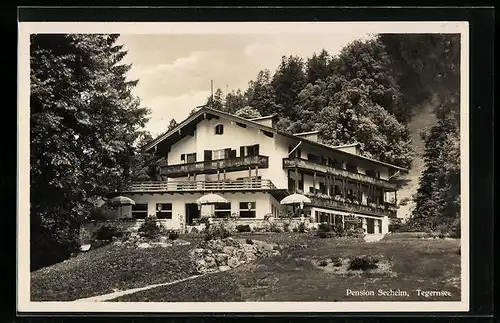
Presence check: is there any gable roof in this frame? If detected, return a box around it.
[142,106,409,173]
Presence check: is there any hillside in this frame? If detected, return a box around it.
[396,99,438,219]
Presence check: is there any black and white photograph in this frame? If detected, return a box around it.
[18,19,469,312]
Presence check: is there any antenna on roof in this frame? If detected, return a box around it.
[210,80,214,104]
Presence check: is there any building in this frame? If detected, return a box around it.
[110,106,408,234]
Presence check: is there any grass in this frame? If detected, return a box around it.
[31,232,461,302]
[31,242,198,301]
[110,233,461,302]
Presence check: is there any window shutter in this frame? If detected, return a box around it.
[224,148,231,159]
[254,144,259,156]
[204,150,212,161]
[180,154,185,161]
[240,146,245,157]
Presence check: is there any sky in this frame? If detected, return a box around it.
[117,32,373,137]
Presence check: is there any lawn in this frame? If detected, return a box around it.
[109,233,461,302]
[31,242,198,301]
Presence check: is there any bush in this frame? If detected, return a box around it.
[292,227,298,233]
[317,231,330,239]
[283,222,291,232]
[204,221,231,240]
[346,227,365,238]
[333,223,345,236]
[139,216,162,239]
[96,224,123,241]
[269,222,282,233]
[331,256,342,267]
[235,224,251,233]
[318,260,328,267]
[245,238,254,245]
[318,222,332,233]
[297,222,306,233]
[168,231,179,240]
[348,256,379,271]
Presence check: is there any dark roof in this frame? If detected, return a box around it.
[142,107,409,172]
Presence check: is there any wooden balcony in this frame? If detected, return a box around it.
[163,155,269,178]
[118,178,280,193]
[283,157,397,190]
[308,195,397,218]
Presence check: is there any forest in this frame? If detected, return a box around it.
[30,33,461,270]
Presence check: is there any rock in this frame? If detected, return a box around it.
[159,236,169,242]
[204,256,217,269]
[218,265,231,272]
[215,253,229,266]
[196,259,206,272]
[112,241,123,247]
[263,244,274,251]
[137,242,151,249]
[222,246,236,255]
[227,256,240,268]
[152,242,172,248]
[193,248,205,256]
[173,239,191,246]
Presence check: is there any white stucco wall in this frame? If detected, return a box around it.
[126,192,278,229]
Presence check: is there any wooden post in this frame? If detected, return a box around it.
[295,167,299,193]
[255,165,258,179]
[223,169,226,181]
[395,190,398,206]
[313,172,316,194]
[217,169,220,182]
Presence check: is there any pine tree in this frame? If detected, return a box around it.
[30,34,149,270]
[206,88,224,111]
[224,89,247,114]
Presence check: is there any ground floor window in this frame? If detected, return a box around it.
[239,201,256,218]
[132,203,148,219]
[156,203,172,219]
[214,202,231,218]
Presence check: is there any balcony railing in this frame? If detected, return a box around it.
[308,195,397,217]
[120,178,278,192]
[283,157,397,190]
[163,155,269,177]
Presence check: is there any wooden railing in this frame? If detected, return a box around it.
[121,178,278,192]
[283,157,397,190]
[308,195,397,217]
[163,155,269,177]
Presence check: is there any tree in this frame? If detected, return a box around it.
[30,34,149,270]
[409,113,460,232]
[224,89,247,114]
[245,69,282,116]
[315,79,413,168]
[271,55,307,119]
[234,106,262,119]
[167,118,178,131]
[306,49,331,84]
[206,88,224,111]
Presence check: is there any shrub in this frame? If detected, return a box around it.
[346,227,365,238]
[204,221,231,240]
[168,231,179,240]
[399,197,411,206]
[318,260,328,267]
[317,231,329,239]
[297,222,306,233]
[331,256,342,267]
[318,222,332,233]
[139,216,162,239]
[333,223,345,236]
[269,222,282,233]
[236,224,251,233]
[190,227,199,234]
[348,256,379,271]
[246,238,254,245]
[292,227,298,232]
[96,224,123,241]
[283,222,291,232]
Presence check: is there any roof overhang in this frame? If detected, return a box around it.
[141,107,409,173]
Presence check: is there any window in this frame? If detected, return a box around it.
[239,201,256,218]
[156,203,172,219]
[212,149,226,160]
[186,153,196,163]
[346,163,358,173]
[319,182,327,194]
[215,124,224,135]
[214,202,231,218]
[180,154,185,162]
[240,144,259,157]
[132,203,148,219]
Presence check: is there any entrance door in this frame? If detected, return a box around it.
[185,203,200,225]
[366,218,375,234]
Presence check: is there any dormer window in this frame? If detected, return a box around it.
[215,124,224,135]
